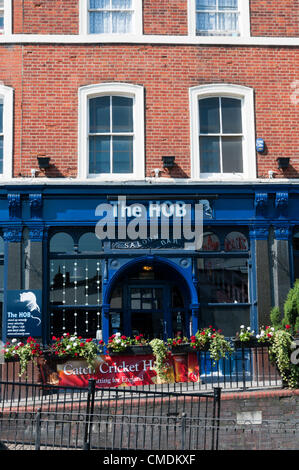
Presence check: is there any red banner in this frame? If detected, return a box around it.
[53,353,200,388]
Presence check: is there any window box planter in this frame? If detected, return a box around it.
[233,338,265,349]
[107,345,153,356]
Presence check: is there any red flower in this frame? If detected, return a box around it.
[285,324,291,329]
[52,336,57,341]
[121,335,126,340]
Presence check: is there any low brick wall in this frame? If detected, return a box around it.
[218,389,299,450]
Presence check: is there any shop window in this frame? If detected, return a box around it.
[49,230,103,339]
[189,0,250,37]
[224,231,248,251]
[197,228,250,337]
[190,84,256,180]
[293,232,299,282]
[0,235,4,340]
[80,0,142,35]
[78,83,145,180]
[201,232,220,251]
[0,85,13,178]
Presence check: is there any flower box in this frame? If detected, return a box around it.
[233,338,263,349]
[107,345,153,356]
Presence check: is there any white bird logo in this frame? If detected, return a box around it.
[19,292,41,326]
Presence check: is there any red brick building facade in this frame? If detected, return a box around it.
[0,1,298,346]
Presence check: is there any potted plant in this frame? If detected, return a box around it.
[167,335,191,353]
[49,333,100,370]
[233,325,258,348]
[2,337,43,377]
[129,334,152,355]
[256,325,275,345]
[209,330,233,363]
[106,333,132,355]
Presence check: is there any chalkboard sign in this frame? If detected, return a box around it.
[6,290,42,337]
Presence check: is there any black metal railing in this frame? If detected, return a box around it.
[0,379,221,450]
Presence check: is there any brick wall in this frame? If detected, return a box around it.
[218,389,299,450]
[250,0,299,37]
[10,1,299,37]
[12,0,79,35]
[0,44,297,179]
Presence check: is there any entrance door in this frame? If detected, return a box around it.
[126,283,171,340]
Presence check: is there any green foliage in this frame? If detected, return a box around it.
[270,306,282,329]
[149,339,169,381]
[270,329,299,389]
[282,281,299,334]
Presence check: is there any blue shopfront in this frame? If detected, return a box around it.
[0,183,299,346]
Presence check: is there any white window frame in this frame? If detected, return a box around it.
[79,0,142,36]
[0,84,13,179]
[78,82,145,180]
[188,0,250,38]
[0,0,12,35]
[189,84,256,180]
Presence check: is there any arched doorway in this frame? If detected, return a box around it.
[104,257,197,341]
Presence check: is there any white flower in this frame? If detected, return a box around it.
[70,337,76,342]
[66,345,71,350]
[115,339,121,344]
[256,335,260,339]
[115,332,121,337]
[240,325,245,329]
[247,326,251,330]
[11,339,17,344]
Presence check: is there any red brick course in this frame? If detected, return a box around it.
[0,44,297,179]
[10,1,299,38]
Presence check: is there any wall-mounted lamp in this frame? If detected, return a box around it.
[162,155,175,169]
[277,157,290,170]
[37,156,51,170]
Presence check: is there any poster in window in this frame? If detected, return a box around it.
[6,290,42,337]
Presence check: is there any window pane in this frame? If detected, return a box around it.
[196,12,216,33]
[218,12,238,32]
[50,233,74,253]
[0,16,3,31]
[197,257,249,304]
[112,0,132,9]
[78,232,103,252]
[89,11,110,33]
[0,101,3,133]
[112,96,133,132]
[0,136,2,174]
[50,259,102,306]
[112,136,133,173]
[293,232,299,251]
[224,232,248,251]
[199,98,220,134]
[90,0,109,8]
[196,0,216,9]
[199,305,250,337]
[200,136,220,173]
[112,11,132,33]
[89,96,110,133]
[219,0,238,11]
[221,98,242,134]
[89,135,110,173]
[222,136,243,173]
